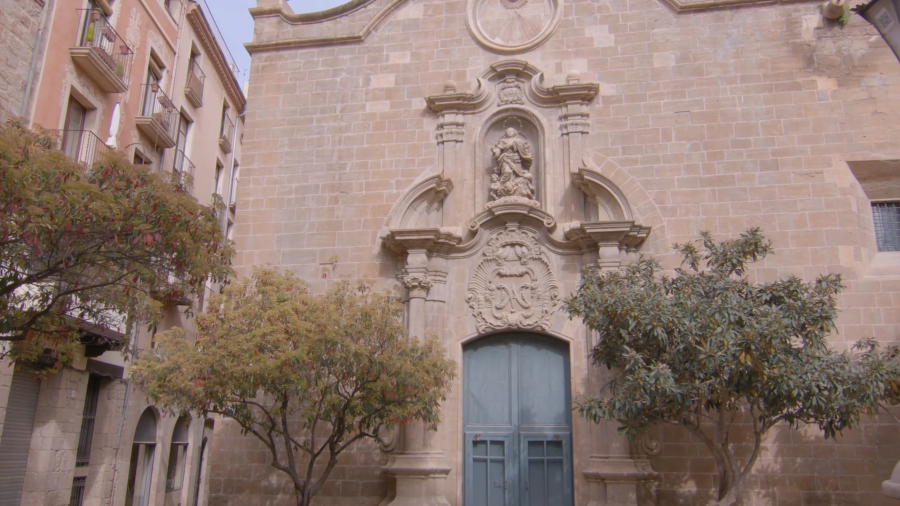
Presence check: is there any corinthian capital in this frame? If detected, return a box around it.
[401,274,433,298]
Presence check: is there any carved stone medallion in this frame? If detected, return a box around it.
[498,78,525,105]
[466,0,562,54]
[467,228,560,332]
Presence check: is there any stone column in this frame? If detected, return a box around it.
[381,271,451,506]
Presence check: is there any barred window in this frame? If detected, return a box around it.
[873,202,900,252]
[76,375,101,467]
[69,477,86,506]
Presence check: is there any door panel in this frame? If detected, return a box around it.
[464,334,573,506]
[518,339,569,427]
[521,436,572,506]
[466,435,511,506]
[465,339,513,427]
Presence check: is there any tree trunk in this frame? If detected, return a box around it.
[295,487,309,506]
[714,485,738,506]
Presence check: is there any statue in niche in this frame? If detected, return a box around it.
[489,127,536,202]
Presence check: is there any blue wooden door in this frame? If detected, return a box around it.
[463,334,573,506]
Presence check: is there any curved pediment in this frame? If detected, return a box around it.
[384,173,454,231]
[573,163,634,222]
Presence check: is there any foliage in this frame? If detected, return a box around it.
[0,121,233,364]
[131,267,455,506]
[565,228,900,506]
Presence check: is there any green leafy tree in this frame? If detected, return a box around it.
[0,121,233,362]
[566,228,900,506]
[131,267,455,506]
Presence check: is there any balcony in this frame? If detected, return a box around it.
[173,150,195,195]
[219,113,234,154]
[58,130,110,170]
[184,59,205,108]
[69,9,133,93]
[135,84,177,148]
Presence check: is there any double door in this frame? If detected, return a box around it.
[463,334,573,506]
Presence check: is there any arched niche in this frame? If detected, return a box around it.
[475,107,547,211]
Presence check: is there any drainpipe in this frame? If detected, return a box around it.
[20,0,52,123]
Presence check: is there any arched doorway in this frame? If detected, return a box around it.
[463,333,573,506]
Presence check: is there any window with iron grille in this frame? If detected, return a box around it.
[76,375,101,467]
[69,477,86,506]
[873,202,900,252]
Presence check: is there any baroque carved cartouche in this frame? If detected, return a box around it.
[466,227,560,332]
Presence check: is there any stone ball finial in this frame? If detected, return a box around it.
[444,81,457,94]
[566,70,581,85]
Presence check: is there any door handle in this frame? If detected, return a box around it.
[525,480,529,491]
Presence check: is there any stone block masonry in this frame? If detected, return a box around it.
[0,0,44,122]
[218,0,900,505]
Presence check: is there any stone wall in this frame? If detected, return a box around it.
[219,0,900,505]
[0,0,44,122]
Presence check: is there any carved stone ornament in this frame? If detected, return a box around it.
[498,77,525,105]
[467,228,560,332]
[489,127,537,202]
[401,273,433,298]
[466,0,563,54]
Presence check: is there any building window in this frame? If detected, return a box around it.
[75,375,101,467]
[125,408,157,506]
[61,97,87,160]
[165,415,190,492]
[214,160,224,196]
[174,112,190,167]
[69,477,86,506]
[873,201,900,252]
[228,161,239,208]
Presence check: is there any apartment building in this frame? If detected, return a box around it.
[0,1,246,506]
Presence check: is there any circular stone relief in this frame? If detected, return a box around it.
[466,0,562,54]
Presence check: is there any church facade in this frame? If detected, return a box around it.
[215,0,900,505]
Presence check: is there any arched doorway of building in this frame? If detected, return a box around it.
[463,333,574,506]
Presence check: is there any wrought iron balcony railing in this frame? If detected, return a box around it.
[135,84,177,148]
[184,59,205,108]
[71,9,133,93]
[58,130,110,170]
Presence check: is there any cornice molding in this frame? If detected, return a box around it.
[248,0,373,23]
[186,5,247,114]
[244,0,407,53]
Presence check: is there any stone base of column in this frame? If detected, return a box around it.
[583,456,658,506]
[379,452,452,506]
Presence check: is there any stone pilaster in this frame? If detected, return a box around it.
[381,269,451,506]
